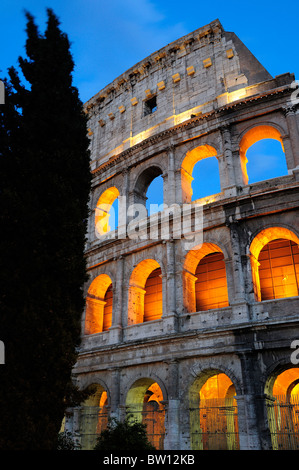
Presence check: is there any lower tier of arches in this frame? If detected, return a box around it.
[64,361,299,451]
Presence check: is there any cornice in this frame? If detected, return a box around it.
[91,85,291,178]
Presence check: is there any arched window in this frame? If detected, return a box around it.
[249,227,299,302]
[258,239,299,300]
[239,125,287,185]
[265,367,299,450]
[246,139,288,184]
[144,267,162,322]
[95,187,119,237]
[128,259,162,325]
[183,243,229,313]
[189,371,239,450]
[191,156,221,201]
[79,384,109,450]
[134,166,163,213]
[146,174,164,215]
[181,145,219,203]
[195,252,229,311]
[126,378,165,450]
[85,274,113,334]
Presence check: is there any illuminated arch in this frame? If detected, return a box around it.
[133,165,163,208]
[95,187,119,236]
[249,227,299,301]
[125,377,165,450]
[183,243,229,312]
[189,370,239,450]
[84,274,113,334]
[239,125,285,185]
[264,367,299,450]
[128,259,162,325]
[181,145,218,203]
[79,383,109,450]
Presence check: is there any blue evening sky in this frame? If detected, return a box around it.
[1,0,298,204]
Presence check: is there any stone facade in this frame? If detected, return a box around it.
[67,20,299,450]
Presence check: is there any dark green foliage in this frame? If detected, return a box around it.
[57,431,77,450]
[94,416,156,451]
[0,9,91,449]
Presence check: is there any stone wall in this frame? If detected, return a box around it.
[69,20,299,451]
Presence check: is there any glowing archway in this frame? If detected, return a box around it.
[189,370,239,450]
[239,125,285,185]
[183,243,229,312]
[249,227,299,301]
[181,145,218,203]
[125,378,165,449]
[265,367,299,450]
[128,259,162,325]
[80,384,109,450]
[95,187,119,236]
[85,274,113,334]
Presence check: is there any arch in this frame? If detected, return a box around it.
[128,259,162,325]
[125,377,165,450]
[84,274,113,334]
[239,125,285,185]
[189,369,239,450]
[181,144,218,203]
[249,227,299,301]
[95,186,119,236]
[264,366,299,450]
[79,383,109,450]
[133,165,163,209]
[183,243,229,313]
[146,174,164,215]
[191,156,221,201]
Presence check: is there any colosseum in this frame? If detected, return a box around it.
[65,19,299,451]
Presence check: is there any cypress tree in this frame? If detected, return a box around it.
[0,9,91,449]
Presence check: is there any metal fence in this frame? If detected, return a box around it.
[127,402,165,450]
[190,397,239,450]
[267,394,299,450]
[79,406,109,450]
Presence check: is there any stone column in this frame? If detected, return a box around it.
[72,407,82,449]
[109,256,124,343]
[163,360,180,449]
[118,168,129,237]
[164,240,178,332]
[166,145,176,206]
[236,352,272,450]
[220,125,237,192]
[84,298,106,334]
[109,367,121,422]
[182,270,197,313]
[284,105,299,168]
[228,223,247,302]
[227,222,249,321]
[281,133,296,171]
[128,285,146,324]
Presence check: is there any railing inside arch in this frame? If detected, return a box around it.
[267,394,299,450]
[190,398,240,450]
[79,405,109,450]
[126,402,166,450]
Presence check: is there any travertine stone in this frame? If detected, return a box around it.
[71,19,299,451]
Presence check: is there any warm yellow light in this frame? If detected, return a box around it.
[95,187,119,236]
[85,274,113,335]
[128,259,162,325]
[228,88,246,103]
